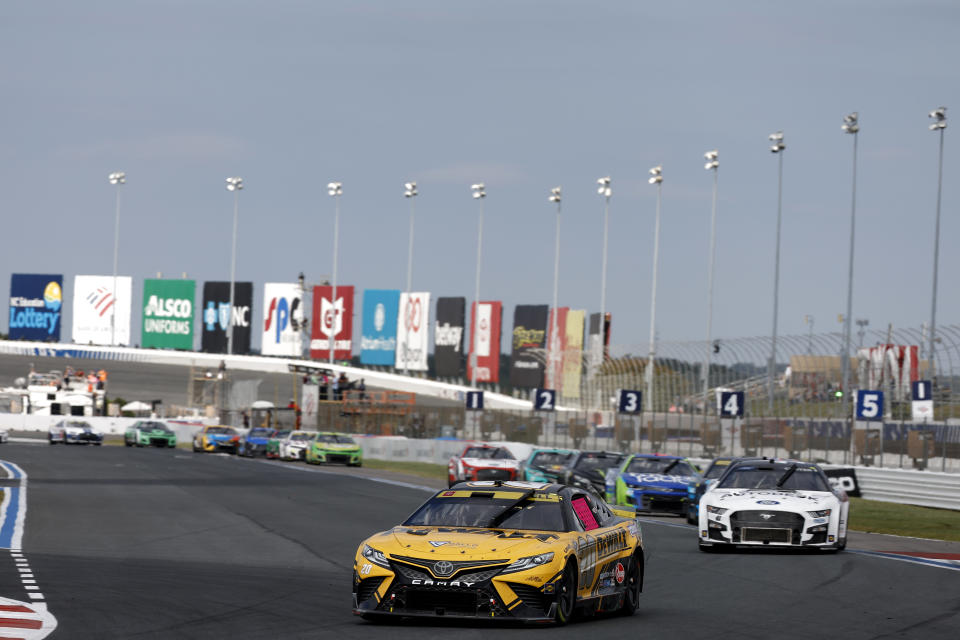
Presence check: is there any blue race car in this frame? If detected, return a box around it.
[521,447,574,482]
[686,456,737,524]
[237,426,274,457]
[607,453,701,516]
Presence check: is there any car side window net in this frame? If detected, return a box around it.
[571,496,599,531]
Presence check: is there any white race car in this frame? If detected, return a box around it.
[698,458,848,552]
[446,443,524,486]
[48,419,104,445]
[277,430,316,461]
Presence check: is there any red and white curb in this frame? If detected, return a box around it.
[0,596,56,640]
[0,462,56,638]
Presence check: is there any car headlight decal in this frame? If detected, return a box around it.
[501,552,554,574]
[706,505,728,515]
[807,509,832,518]
[362,544,391,568]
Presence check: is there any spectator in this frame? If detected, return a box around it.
[358,378,367,400]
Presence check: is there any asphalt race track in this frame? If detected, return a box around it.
[0,443,957,639]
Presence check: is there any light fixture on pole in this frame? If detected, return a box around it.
[108,171,126,347]
[547,186,562,389]
[928,106,947,385]
[768,132,786,415]
[327,181,343,365]
[646,166,663,412]
[840,112,859,402]
[402,181,418,374]
[470,183,486,386]
[595,176,612,396]
[702,151,719,424]
[224,176,243,356]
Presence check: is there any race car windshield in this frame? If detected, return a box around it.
[404,495,565,532]
[626,458,696,476]
[248,428,272,437]
[137,422,168,431]
[716,467,830,491]
[531,452,570,468]
[704,461,732,479]
[574,454,621,474]
[207,427,234,435]
[335,435,356,444]
[290,433,313,441]
[67,422,92,429]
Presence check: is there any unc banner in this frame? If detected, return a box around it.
[396,291,430,371]
[9,274,63,342]
[142,279,195,350]
[262,283,304,357]
[360,289,400,365]
[201,281,253,354]
[434,297,465,378]
[510,304,549,388]
[310,285,354,361]
[72,275,133,346]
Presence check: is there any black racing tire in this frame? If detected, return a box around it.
[48,439,56,445]
[619,553,642,616]
[686,512,698,525]
[554,561,577,625]
[124,440,132,447]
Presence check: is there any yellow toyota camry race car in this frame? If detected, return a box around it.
[353,480,644,624]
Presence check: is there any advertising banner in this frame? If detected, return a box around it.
[396,291,431,371]
[262,283,305,357]
[587,312,611,375]
[201,281,253,354]
[509,304,549,388]
[434,297,465,378]
[142,279,195,350]
[467,300,502,383]
[562,310,585,399]
[545,307,569,391]
[72,275,133,346]
[360,289,400,365]
[310,285,354,361]
[9,274,63,342]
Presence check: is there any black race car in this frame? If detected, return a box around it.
[560,451,626,497]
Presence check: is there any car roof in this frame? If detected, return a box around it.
[446,480,573,497]
[629,453,684,461]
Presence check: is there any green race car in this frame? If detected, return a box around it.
[265,429,292,459]
[304,432,362,466]
[124,420,177,448]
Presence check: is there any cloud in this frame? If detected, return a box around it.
[419,162,526,186]
[53,132,248,163]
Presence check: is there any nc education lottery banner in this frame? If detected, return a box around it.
[9,274,63,342]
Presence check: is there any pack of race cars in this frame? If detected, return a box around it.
[355,445,850,626]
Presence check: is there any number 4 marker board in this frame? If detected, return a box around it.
[719,391,744,418]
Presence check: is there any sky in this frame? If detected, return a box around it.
[2,0,958,356]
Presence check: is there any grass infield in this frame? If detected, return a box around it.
[846,497,960,542]
[361,458,448,481]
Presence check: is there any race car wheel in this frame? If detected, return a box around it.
[619,553,642,616]
[554,561,577,625]
[124,440,132,447]
[48,439,56,445]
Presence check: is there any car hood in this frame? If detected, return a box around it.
[315,442,358,450]
[205,433,234,440]
[708,489,838,510]
[284,440,310,447]
[245,437,270,445]
[64,425,97,435]
[369,526,560,558]
[620,472,695,488]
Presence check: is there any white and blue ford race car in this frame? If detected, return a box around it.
[698,458,848,552]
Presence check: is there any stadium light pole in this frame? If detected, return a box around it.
[327,181,343,365]
[768,132,786,415]
[108,171,125,347]
[470,183,486,386]
[928,107,947,384]
[646,166,663,411]
[840,112,859,403]
[548,186,562,389]
[702,151,719,424]
[225,176,243,356]
[596,177,612,388]
[402,181,418,374]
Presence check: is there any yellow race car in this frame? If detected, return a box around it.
[353,480,644,624]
